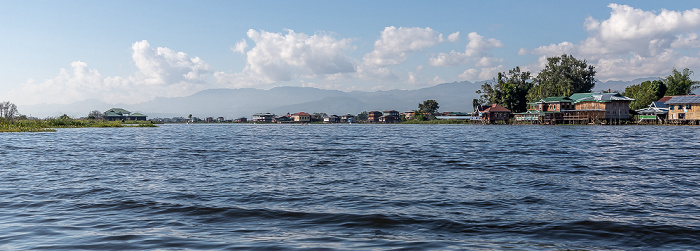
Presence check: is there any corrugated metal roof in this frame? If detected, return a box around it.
[570,92,634,103]
[483,104,511,113]
[105,108,130,115]
[666,95,700,104]
[539,96,573,103]
[651,101,668,108]
[657,96,673,103]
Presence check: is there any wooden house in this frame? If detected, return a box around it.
[104,108,147,121]
[565,93,634,123]
[252,113,275,123]
[292,112,311,122]
[666,95,700,124]
[380,110,400,123]
[341,114,356,123]
[368,111,383,122]
[324,115,340,123]
[478,104,511,122]
[514,97,573,124]
[635,97,671,123]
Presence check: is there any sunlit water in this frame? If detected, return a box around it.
[1,124,699,250]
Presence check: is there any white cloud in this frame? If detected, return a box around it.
[672,33,700,48]
[465,32,503,57]
[233,39,248,54]
[217,29,356,87]
[523,4,700,81]
[4,40,211,105]
[478,65,506,81]
[131,40,210,85]
[448,32,460,42]
[429,32,504,67]
[523,41,576,56]
[407,72,418,84]
[432,75,446,85]
[458,68,479,81]
[362,26,443,67]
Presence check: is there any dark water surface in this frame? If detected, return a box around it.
[1,124,699,250]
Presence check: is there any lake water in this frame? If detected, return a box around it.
[1,124,699,250]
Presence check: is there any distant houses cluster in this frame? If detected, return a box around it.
[511,92,634,124]
[129,92,700,125]
[252,112,359,123]
[474,92,700,125]
[636,95,700,124]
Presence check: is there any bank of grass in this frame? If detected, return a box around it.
[0,118,157,132]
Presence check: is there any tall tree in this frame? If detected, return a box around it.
[475,81,494,106]
[357,111,368,122]
[418,99,440,114]
[527,54,596,101]
[88,110,103,120]
[664,68,700,96]
[623,80,667,110]
[0,101,19,120]
[475,67,533,113]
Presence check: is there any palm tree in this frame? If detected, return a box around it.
[664,68,700,95]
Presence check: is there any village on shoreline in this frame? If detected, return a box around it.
[2,55,700,131]
[143,92,697,126]
[2,92,699,133]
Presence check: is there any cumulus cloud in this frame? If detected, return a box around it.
[457,65,507,82]
[458,68,478,80]
[233,39,248,54]
[429,32,503,67]
[522,4,700,81]
[5,40,211,105]
[448,32,460,42]
[362,26,443,67]
[217,29,356,87]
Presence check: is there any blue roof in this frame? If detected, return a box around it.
[666,95,700,104]
[651,101,668,108]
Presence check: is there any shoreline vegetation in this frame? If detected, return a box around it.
[0,117,157,133]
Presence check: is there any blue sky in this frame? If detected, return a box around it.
[2,0,700,105]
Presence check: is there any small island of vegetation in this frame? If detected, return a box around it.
[0,103,156,133]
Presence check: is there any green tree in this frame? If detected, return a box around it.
[527,54,596,101]
[476,67,532,113]
[417,100,439,120]
[472,99,481,112]
[475,81,494,107]
[664,68,700,96]
[0,101,19,120]
[357,111,368,122]
[87,110,103,120]
[623,80,667,110]
[418,100,439,114]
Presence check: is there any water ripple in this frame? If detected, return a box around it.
[0,124,698,250]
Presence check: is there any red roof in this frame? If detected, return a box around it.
[658,96,673,103]
[292,112,310,116]
[483,104,511,113]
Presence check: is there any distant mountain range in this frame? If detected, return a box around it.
[19,78,659,119]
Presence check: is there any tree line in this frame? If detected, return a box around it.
[475,54,597,113]
[474,54,699,113]
[623,68,700,110]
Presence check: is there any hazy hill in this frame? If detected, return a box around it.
[18,78,659,119]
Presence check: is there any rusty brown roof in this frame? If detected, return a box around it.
[483,104,511,113]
